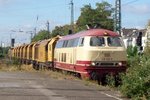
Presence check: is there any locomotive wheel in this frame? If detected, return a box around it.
[35,64,39,70]
[75,73,81,79]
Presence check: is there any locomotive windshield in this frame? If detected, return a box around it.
[90,37,105,46]
[90,36,123,47]
[107,37,122,47]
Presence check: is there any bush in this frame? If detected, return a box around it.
[120,56,150,99]
[127,46,138,58]
[106,74,116,87]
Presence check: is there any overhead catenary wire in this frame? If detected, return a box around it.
[122,0,139,6]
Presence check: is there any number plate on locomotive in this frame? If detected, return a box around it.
[102,53,112,61]
[102,57,113,61]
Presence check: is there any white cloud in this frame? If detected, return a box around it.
[0,0,11,5]
[123,4,150,15]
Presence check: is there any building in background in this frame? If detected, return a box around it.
[121,27,150,51]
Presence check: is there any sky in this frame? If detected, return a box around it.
[0,0,150,46]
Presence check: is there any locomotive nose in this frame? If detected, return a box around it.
[83,49,126,67]
[89,50,126,62]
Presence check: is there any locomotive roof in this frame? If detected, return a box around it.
[59,29,120,41]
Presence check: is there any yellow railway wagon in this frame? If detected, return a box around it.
[22,44,29,64]
[32,36,60,69]
[32,41,41,61]
[13,48,16,58]
[17,46,21,58]
[14,47,17,58]
[20,46,24,59]
[25,45,29,60]
[13,47,16,58]
[17,46,20,58]
[26,42,35,64]
[36,39,51,63]
[32,41,42,69]
[15,47,18,58]
[47,36,60,66]
[22,45,26,59]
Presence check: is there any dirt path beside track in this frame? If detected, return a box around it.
[0,70,128,100]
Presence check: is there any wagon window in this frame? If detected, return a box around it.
[107,37,122,47]
[90,37,105,46]
[78,38,84,46]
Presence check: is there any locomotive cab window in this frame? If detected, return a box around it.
[73,38,79,47]
[63,40,68,47]
[56,41,63,48]
[67,39,74,47]
[107,37,122,47]
[90,37,105,46]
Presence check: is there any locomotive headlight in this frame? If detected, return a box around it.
[91,62,96,66]
[118,62,122,66]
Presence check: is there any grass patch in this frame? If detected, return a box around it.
[42,70,79,80]
[0,59,35,72]
[0,64,35,72]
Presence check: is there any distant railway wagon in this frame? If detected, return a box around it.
[9,28,127,82]
[33,39,51,69]
[26,42,35,64]
[14,47,17,57]
[32,36,60,69]
[22,44,29,64]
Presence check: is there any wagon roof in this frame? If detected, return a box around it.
[28,42,36,47]
[59,29,120,41]
[38,39,51,47]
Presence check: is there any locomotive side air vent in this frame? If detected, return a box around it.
[86,24,93,30]
[94,23,101,29]
[68,29,73,35]
[86,23,101,30]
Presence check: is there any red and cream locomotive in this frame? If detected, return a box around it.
[54,29,127,80]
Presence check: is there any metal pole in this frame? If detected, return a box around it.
[70,0,74,32]
[34,27,36,37]
[47,21,50,33]
[31,32,33,42]
[115,0,121,34]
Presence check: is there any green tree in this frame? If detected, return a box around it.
[51,24,72,37]
[0,47,9,58]
[95,2,114,30]
[31,30,50,42]
[127,46,138,57]
[50,1,114,37]
[76,1,114,31]
[76,4,97,31]
[36,1,114,40]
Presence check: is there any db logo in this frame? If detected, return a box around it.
[104,53,110,57]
